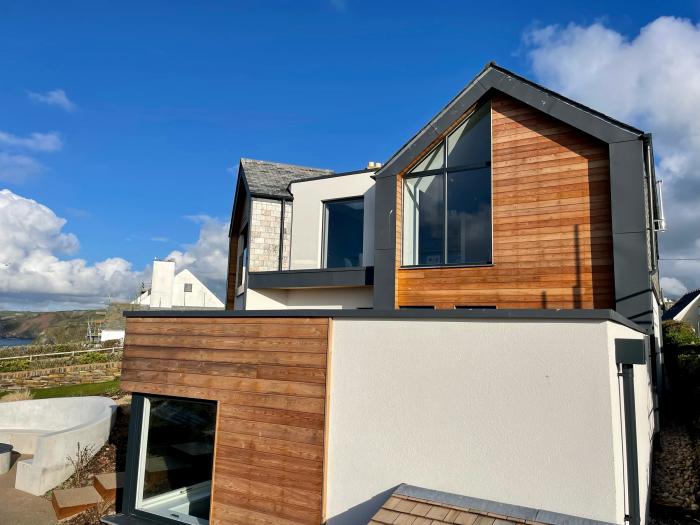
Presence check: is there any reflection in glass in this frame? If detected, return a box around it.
[137,397,216,524]
[447,168,491,264]
[324,198,364,267]
[403,174,445,266]
[447,102,491,168]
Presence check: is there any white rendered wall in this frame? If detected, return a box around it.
[171,269,224,308]
[289,172,375,269]
[149,260,175,308]
[246,287,372,310]
[325,318,648,525]
[673,294,700,332]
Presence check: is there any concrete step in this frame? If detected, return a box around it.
[93,472,124,503]
[51,485,103,520]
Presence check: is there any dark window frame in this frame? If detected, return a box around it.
[402,101,493,269]
[321,196,365,269]
[122,394,218,525]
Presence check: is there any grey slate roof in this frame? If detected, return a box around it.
[239,158,333,198]
[662,289,700,321]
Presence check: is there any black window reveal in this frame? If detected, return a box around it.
[403,102,492,267]
[323,198,364,268]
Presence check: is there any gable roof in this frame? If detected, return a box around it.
[238,158,333,199]
[375,62,645,180]
[369,484,614,525]
[662,289,700,321]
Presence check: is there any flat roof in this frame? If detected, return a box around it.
[124,308,644,332]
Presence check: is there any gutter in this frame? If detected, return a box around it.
[615,338,647,525]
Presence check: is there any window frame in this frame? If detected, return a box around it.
[235,227,248,296]
[401,101,493,269]
[321,196,365,269]
[122,394,218,525]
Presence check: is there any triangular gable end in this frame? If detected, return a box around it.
[375,62,644,181]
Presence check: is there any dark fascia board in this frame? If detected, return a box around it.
[124,307,644,332]
[375,62,644,180]
[227,163,247,238]
[248,266,374,289]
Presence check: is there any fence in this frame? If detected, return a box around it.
[0,346,123,363]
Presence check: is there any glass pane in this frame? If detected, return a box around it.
[409,143,445,173]
[324,198,364,267]
[447,168,491,264]
[139,397,216,523]
[403,174,444,265]
[447,102,490,168]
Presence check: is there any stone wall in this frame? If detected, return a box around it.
[249,197,292,272]
[0,361,121,390]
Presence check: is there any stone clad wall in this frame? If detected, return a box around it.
[249,197,292,272]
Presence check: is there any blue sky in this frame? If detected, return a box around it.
[2,1,700,308]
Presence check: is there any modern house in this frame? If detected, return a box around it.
[106,63,664,525]
[662,289,700,332]
[133,259,224,309]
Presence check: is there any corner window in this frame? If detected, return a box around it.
[402,102,492,267]
[323,198,364,268]
[135,396,216,524]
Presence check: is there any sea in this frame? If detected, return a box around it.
[0,338,33,347]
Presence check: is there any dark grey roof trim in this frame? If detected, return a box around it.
[662,289,700,321]
[375,62,644,180]
[248,266,374,289]
[395,484,617,525]
[287,167,378,189]
[123,308,643,331]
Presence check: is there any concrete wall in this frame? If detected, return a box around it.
[0,396,116,495]
[325,318,649,525]
[246,287,373,309]
[289,172,375,269]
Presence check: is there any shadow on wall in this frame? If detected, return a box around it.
[325,486,398,525]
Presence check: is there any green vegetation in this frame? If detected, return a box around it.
[77,351,110,364]
[663,320,700,346]
[30,379,121,399]
[0,359,30,373]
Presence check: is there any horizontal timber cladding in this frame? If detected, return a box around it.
[121,316,330,525]
[395,93,615,309]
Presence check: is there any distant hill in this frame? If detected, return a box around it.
[0,303,131,344]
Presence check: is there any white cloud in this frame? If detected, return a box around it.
[166,215,229,300]
[0,130,62,152]
[660,277,689,299]
[524,16,700,297]
[0,153,44,183]
[0,189,143,310]
[27,89,76,112]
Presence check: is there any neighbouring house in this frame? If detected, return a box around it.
[105,63,665,525]
[133,259,224,309]
[662,289,700,332]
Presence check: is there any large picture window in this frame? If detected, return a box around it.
[135,396,217,524]
[402,102,492,267]
[323,197,364,268]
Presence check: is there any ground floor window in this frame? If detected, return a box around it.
[133,396,217,524]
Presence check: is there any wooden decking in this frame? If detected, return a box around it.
[121,316,330,525]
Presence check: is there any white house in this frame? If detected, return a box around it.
[133,260,224,309]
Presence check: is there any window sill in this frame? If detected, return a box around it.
[400,263,494,270]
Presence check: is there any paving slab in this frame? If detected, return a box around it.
[0,453,55,525]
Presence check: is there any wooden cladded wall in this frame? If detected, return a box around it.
[121,316,330,525]
[395,93,615,309]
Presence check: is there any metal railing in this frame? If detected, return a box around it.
[0,345,123,362]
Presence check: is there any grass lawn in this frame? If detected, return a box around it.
[30,379,120,399]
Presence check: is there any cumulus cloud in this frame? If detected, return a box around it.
[0,189,143,310]
[0,153,44,183]
[27,89,76,112]
[166,215,229,299]
[0,130,62,152]
[524,16,700,298]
